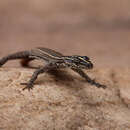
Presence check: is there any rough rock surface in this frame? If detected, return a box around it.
[0,67,130,130]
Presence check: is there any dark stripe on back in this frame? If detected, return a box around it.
[37,47,63,57]
[30,47,63,62]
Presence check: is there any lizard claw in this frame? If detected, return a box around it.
[89,79,107,89]
[96,83,107,89]
[21,82,34,91]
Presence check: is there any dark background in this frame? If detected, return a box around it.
[0,0,130,67]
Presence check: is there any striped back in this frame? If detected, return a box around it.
[31,47,64,62]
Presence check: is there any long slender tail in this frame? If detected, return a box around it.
[0,51,30,67]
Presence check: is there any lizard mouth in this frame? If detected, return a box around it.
[87,62,93,69]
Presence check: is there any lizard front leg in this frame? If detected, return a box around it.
[21,63,57,91]
[71,68,106,89]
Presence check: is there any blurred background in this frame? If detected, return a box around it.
[0,0,130,67]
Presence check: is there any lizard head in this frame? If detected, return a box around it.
[64,55,93,69]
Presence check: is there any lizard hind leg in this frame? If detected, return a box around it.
[20,58,34,68]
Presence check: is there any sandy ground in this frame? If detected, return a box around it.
[0,68,130,130]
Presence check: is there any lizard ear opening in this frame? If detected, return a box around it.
[65,59,73,63]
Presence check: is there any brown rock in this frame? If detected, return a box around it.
[0,68,130,130]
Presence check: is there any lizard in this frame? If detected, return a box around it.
[0,47,106,90]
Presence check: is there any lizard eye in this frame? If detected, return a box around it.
[82,56,90,61]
